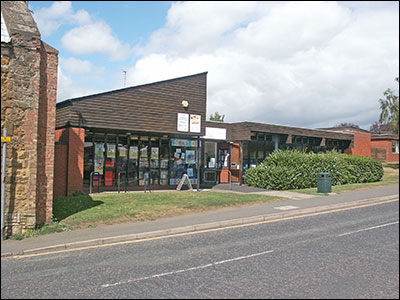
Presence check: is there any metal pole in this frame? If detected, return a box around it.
[90,172,93,194]
[197,136,200,192]
[118,172,121,193]
[1,129,8,240]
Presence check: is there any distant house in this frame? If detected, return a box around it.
[1,1,58,235]
[371,134,399,163]
[320,126,399,163]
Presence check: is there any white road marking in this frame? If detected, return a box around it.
[273,205,299,210]
[337,221,399,237]
[101,249,274,288]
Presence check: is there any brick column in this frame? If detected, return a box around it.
[36,42,58,224]
[67,127,85,196]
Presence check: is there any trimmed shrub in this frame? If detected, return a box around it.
[244,149,383,190]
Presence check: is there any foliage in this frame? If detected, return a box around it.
[335,122,360,129]
[244,149,384,190]
[209,112,225,122]
[379,77,399,135]
[369,121,395,134]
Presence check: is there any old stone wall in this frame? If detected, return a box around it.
[1,32,42,235]
[1,10,58,235]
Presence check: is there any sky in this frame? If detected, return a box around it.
[28,1,399,130]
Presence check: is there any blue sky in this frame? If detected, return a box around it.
[28,1,399,130]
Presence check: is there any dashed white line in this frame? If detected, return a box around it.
[338,221,399,237]
[101,249,274,288]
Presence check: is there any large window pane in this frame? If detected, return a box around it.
[204,142,217,169]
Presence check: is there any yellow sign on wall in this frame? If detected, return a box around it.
[1,136,11,142]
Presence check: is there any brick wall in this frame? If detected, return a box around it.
[371,140,399,162]
[1,34,41,234]
[344,131,371,157]
[36,42,58,224]
[1,11,58,234]
[53,127,85,197]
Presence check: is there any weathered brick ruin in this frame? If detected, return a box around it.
[1,1,58,235]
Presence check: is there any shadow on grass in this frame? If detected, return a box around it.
[53,193,104,222]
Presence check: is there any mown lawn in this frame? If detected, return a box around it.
[293,165,399,195]
[9,191,284,239]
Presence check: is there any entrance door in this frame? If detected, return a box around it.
[202,141,218,187]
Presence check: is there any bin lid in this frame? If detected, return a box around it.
[317,172,331,177]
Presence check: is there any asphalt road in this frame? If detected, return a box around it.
[1,201,399,299]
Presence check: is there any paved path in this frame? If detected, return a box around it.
[1,185,398,258]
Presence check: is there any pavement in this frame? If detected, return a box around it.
[1,185,398,258]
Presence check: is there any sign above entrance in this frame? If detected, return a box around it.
[204,127,226,140]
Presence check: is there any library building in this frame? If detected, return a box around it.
[54,72,354,196]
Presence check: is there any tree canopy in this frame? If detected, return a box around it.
[379,77,399,135]
[335,122,360,129]
[209,112,225,122]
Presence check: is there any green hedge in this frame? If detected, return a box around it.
[244,149,384,190]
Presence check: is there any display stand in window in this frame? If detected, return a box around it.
[169,139,198,185]
[150,147,160,185]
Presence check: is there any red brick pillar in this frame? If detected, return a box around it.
[67,127,85,196]
[36,42,58,224]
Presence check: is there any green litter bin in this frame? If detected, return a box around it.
[317,172,331,193]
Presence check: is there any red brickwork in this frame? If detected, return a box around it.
[371,140,399,162]
[36,42,58,224]
[344,131,371,157]
[53,127,85,196]
[68,127,85,196]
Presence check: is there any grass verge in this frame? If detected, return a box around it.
[9,191,284,240]
[293,165,399,196]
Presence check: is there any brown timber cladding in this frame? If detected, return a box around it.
[56,72,207,136]
[205,121,353,142]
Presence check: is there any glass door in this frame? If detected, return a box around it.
[202,141,217,186]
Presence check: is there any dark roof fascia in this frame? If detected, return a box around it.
[319,126,370,133]
[233,121,354,140]
[60,124,203,139]
[56,72,208,108]
[371,134,399,141]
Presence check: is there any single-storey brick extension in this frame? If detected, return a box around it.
[54,72,364,196]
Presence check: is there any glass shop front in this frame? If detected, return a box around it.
[83,130,200,190]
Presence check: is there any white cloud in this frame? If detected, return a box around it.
[61,22,132,61]
[57,67,103,102]
[33,1,91,36]
[128,1,399,130]
[60,57,105,75]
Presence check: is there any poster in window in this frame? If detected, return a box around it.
[107,144,116,158]
[186,150,196,164]
[177,113,189,132]
[151,147,159,160]
[209,158,216,168]
[129,146,138,159]
[119,146,127,158]
[94,143,105,174]
[187,168,194,177]
[190,114,201,133]
[140,146,148,158]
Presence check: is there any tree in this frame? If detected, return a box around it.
[369,121,394,134]
[209,112,225,122]
[379,77,399,136]
[335,122,360,129]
